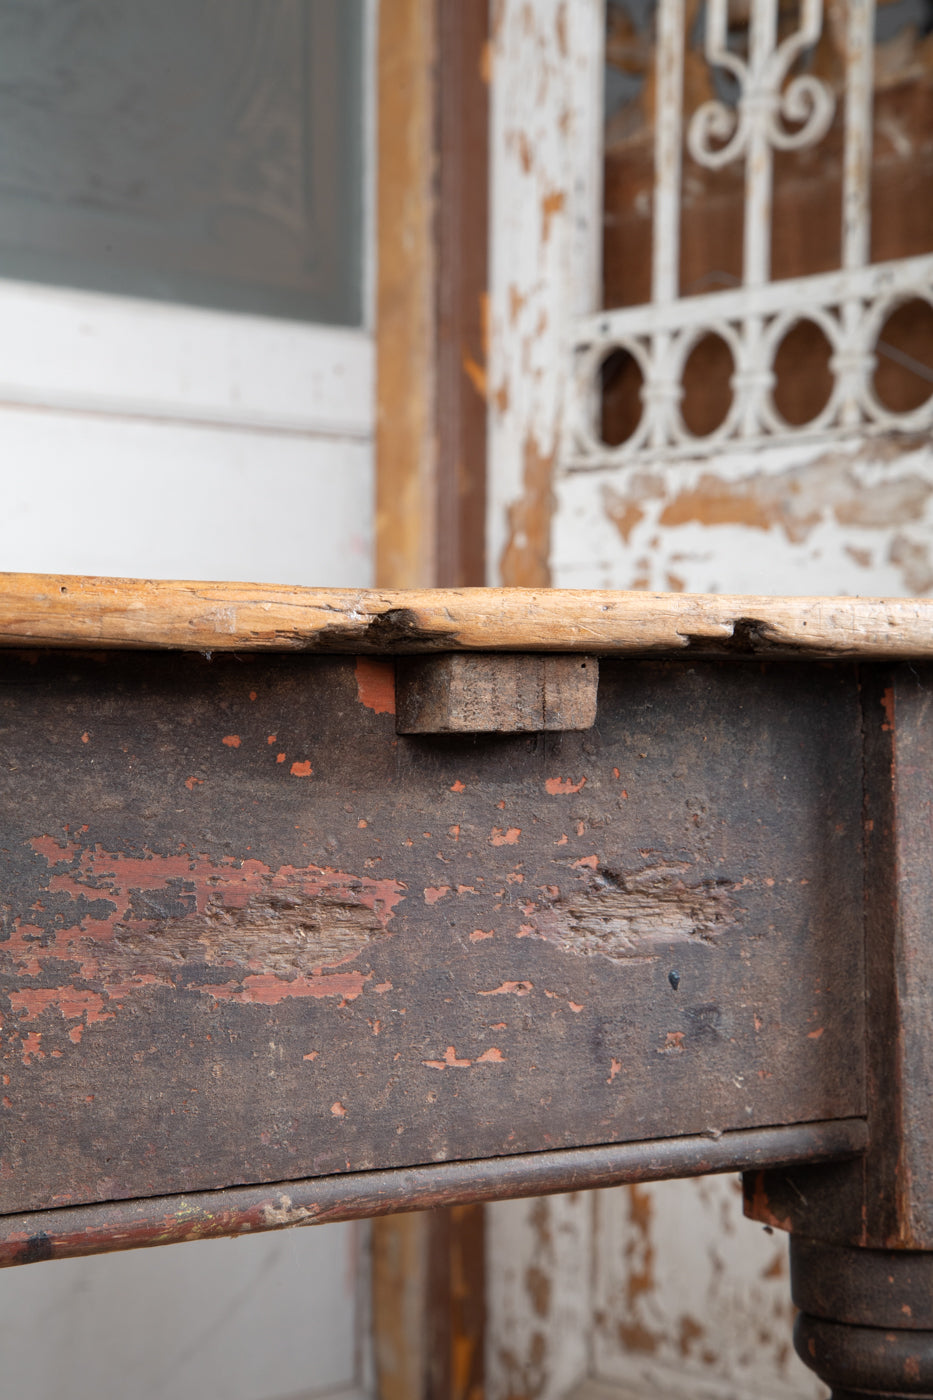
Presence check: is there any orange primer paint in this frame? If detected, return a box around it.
[423,1045,473,1069]
[18,840,405,1023]
[355,657,396,715]
[203,970,371,1005]
[545,776,586,795]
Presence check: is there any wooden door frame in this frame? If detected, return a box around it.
[375,0,488,594]
[373,3,489,1397]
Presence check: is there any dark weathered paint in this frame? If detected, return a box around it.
[748,664,933,1396]
[1,651,865,1217]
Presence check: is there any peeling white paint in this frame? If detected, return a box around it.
[554,436,933,595]
[487,0,604,585]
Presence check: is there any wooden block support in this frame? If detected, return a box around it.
[395,653,599,733]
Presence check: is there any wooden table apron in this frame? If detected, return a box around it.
[2,578,933,1398]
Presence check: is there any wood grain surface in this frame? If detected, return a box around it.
[1,574,932,656]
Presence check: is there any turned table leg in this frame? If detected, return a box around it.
[791,1239,933,1397]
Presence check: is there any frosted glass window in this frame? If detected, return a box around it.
[0,0,364,324]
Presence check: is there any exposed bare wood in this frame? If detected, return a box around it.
[3,573,933,658]
[396,654,598,733]
[372,1212,430,1400]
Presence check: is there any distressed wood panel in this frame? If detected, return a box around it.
[746,663,933,1251]
[590,1175,819,1400]
[486,1191,593,1400]
[0,650,864,1216]
[487,0,604,586]
[553,436,933,597]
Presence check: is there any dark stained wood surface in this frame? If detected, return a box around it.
[0,1120,867,1269]
[746,663,933,1250]
[1,649,865,1216]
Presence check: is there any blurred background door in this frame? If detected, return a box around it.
[484,2,933,1398]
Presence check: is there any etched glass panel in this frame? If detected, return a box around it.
[0,0,364,324]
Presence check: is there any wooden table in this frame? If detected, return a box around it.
[2,576,933,1397]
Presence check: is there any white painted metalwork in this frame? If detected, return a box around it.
[565,0,933,470]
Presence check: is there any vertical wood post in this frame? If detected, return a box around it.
[746,663,933,1396]
[373,3,489,1394]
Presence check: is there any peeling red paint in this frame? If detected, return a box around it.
[545,776,586,795]
[450,780,466,793]
[490,827,521,846]
[290,760,313,778]
[355,657,396,715]
[423,1045,473,1070]
[477,1047,505,1063]
[470,929,495,942]
[222,735,241,748]
[10,987,112,1027]
[203,970,371,1005]
[8,840,406,1033]
[882,686,896,731]
[479,981,533,997]
[424,886,451,905]
[745,1172,794,1233]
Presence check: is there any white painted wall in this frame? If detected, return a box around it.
[0,289,375,1400]
[0,1226,370,1400]
[0,284,374,586]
